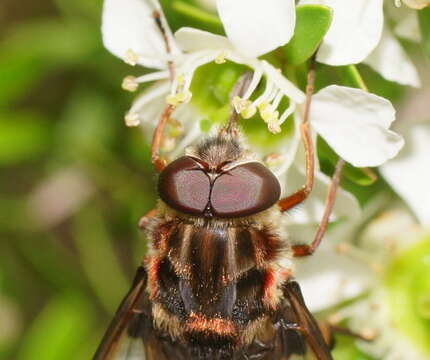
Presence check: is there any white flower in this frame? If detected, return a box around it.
[293,192,385,311]
[102,0,302,131]
[310,85,404,167]
[101,0,404,231]
[297,205,430,359]
[338,209,429,359]
[381,123,430,226]
[102,0,404,169]
[394,11,421,42]
[300,0,421,87]
[300,0,384,65]
[364,26,421,87]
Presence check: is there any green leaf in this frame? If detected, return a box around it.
[190,62,247,126]
[283,5,333,65]
[332,334,376,360]
[18,292,94,360]
[0,112,51,166]
[160,0,224,35]
[191,62,296,151]
[385,237,430,356]
[73,206,128,313]
[318,137,377,186]
[418,8,430,61]
[0,20,98,106]
[56,89,120,160]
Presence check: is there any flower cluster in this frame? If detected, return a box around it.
[102,0,429,358]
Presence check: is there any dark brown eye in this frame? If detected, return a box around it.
[158,156,210,215]
[210,162,281,218]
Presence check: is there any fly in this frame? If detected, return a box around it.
[94,12,347,360]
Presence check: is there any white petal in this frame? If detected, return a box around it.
[364,27,421,88]
[217,0,296,58]
[282,162,361,224]
[311,85,404,167]
[278,130,361,225]
[294,241,372,311]
[261,61,306,104]
[300,0,383,65]
[394,12,421,43]
[131,82,203,156]
[381,124,430,226]
[174,27,234,52]
[270,118,302,177]
[102,0,180,69]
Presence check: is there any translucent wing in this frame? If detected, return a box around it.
[282,281,333,360]
[94,266,152,360]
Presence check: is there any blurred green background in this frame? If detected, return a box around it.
[0,0,157,358]
[1,0,429,359]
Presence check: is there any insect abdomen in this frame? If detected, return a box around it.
[147,219,287,351]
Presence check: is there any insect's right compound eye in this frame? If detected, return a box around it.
[158,156,211,215]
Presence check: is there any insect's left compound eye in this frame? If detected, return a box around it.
[211,162,281,218]
[158,156,211,215]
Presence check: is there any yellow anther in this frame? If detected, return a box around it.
[122,76,139,92]
[124,49,139,66]
[260,106,275,123]
[176,74,186,86]
[166,94,179,106]
[263,110,280,134]
[215,51,227,64]
[268,119,281,134]
[240,103,257,119]
[360,328,378,341]
[264,153,284,168]
[336,243,350,254]
[176,90,192,103]
[233,96,256,118]
[161,137,176,152]
[258,101,270,112]
[168,121,184,138]
[370,263,383,273]
[124,112,140,127]
[233,96,245,113]
[166,90,192,106]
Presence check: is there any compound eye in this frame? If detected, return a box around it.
[158,156,210,215]
[211,162,281,218]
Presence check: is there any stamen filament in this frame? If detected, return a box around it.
[136,70,170,83]
[279,101,296,124]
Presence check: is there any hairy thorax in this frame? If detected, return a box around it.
[144,202,294,350]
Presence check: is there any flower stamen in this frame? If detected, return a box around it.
[124,112,140,127]
[122,76,139,92]
[124,49,139,66]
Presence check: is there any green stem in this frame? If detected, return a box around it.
[345,65,368,92]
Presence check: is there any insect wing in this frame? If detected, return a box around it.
[94,266,152,360]
[283,281,333,360]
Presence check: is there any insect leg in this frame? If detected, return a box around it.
[151,10,176,173]
[278,57,316,212]
[282,281,333,360]
[321,322,376,343]
[292,158,345,257]
[138,208,158,230]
